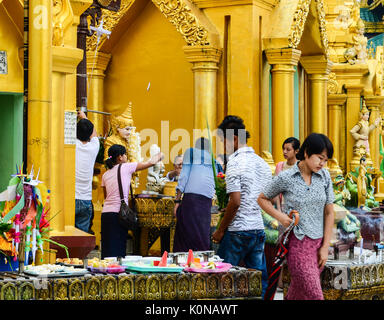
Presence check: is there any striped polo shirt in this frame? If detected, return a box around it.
[226,146,272,231]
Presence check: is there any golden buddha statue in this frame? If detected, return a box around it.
[104,102,142,188]
[357,156,368,208]
[350,101,380,166]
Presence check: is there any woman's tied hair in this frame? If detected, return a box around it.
[105,144,127,169]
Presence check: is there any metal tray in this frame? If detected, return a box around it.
[123,263,185,274]
[23,269,89,278]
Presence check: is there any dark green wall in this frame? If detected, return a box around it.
[0,93,23,191]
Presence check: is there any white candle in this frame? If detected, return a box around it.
[360,238,364,255]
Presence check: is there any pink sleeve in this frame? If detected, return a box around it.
[124,162,138,174]
[275,161,284,176]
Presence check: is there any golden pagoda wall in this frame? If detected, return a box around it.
[198,1,275,154]
[103,1,195,192]
[0,4,23,93]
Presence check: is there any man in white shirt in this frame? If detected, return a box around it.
[212,115,272,298]
[75,111,100,233]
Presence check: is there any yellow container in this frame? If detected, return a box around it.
[162,181,178,197]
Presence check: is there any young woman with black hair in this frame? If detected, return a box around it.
[101,144,163,259]
[258,133,335,300]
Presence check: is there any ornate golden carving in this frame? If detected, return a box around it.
[86,1,134,51]
[221,273,234,297]
[378,264,384,285]
[314,0,329,58]
[191,274,206,299]
[288,0,311,48]
[235,272,248,297]
[136,198,176,228]
[327,72,339,94]
[152,0,209,46]
[135,275,147,300]
[118,275,135,300]
[177,274,191,299]
[54,279,69,300]
[101,275,118,300]
[1,282,17,300]
[323,288,343,300]
[36,281,53,300]
[288,0,329,58]
[52,0,74,46]
[147,275,162,300]
[161,274,177,300]
[372,266,378,286]
[87,0,211,50]
[85,277,101,300]
[18,281,34,300]
[207,274,220,298]
[69,278,84,300]
[248,270,262,297]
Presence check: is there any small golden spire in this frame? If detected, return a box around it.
[360,100,369,115]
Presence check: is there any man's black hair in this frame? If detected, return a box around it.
[77,118,94,142]
[217,115,250,141]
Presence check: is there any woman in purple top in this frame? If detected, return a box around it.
[101,144,163,258]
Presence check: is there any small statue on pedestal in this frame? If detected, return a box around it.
[349,101,381,170]
[345,156,379,209]
[143,144,167,194]
[344,19,368,65]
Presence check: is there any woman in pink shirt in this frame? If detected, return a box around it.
[274,137,300,212]
[101,144,163,258]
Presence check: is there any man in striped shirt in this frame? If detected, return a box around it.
[212,115,272,298]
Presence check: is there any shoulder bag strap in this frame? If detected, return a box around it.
[117,164,125,203]
[130,182,136,211]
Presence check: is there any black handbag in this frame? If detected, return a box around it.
[117,163,138,230]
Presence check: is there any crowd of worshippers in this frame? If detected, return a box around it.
[75,112,334,300]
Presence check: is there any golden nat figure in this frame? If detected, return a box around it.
[349,101,381,160]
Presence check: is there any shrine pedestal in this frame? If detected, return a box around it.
[50,226,95,259]
[282,260,384,300]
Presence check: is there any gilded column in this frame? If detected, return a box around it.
[51,46,83,232]
[300,55,333,135]
[265,48,301,164]
[183,46,222,133]
[51,53,66,232]
[327,94,346,177]
[345,84,364,172]
[27,0,52,183]
[66,0,92,228]
[87,51,112,134]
